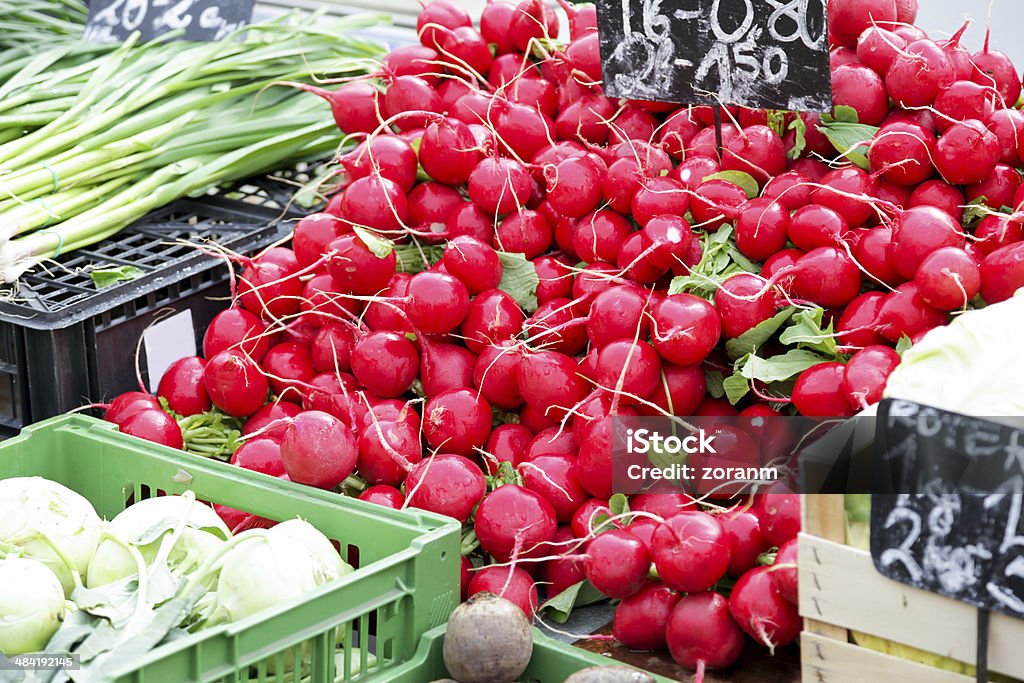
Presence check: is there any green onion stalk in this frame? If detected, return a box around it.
[0,10,387,282]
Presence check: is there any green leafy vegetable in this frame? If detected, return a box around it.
[725,308,796,360]
[818,107,879,170]
[895,334,913,356]
[90,265,144,289]
[778,307,841,358]
[705,370,726,399]
[787,115,807,160]
[669,227,759,300]
[352,226,394,259]
[538,580,606,624]
[704,171,759,199]
[497,251,540,313]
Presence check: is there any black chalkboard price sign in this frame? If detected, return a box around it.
[83,0,255,43]
[594,0,832,112]
[871,398,1024,681]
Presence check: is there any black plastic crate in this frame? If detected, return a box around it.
[0,190,292,435]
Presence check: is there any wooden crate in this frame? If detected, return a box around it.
[798,494,1024,682]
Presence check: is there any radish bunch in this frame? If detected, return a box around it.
[98,0,1024,677]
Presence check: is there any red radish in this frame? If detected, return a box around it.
[302,373,357,423]
[753,483,802,546]
[493,101,556,160]
[690,179,748,231]
[361,400,420,434]
[509,0,558,52]
[438,26,493,76]
[475,485,558,562]
[980,242,1024,304]
[327,233,397,296]
[280,410,357,489]
[359,484,406,509]
[419,119,479,186]
[340,175,409,232]
[518,351,589,422]
[261,342,314,401]
[612,582,680,651]
[525,428,577,460]
[480,0,517,54]
[811,167,879,228]
[474,341,525,409]
[875,281,948,342]
[204,350,269,417]
[407,272,471,334]
[688,123,739,159]
[597,340,662,400]
[651,294,722,366]
[975,215,1024,256]
[423,387,492,456]
[973,35,1022,107]
[520,403,559,433]
[886,39,956,107]
[734,198,790,261]
[301,274,360,323]
[242,401,301,440]
[157,357,210,417]
[520,454,585,518]
[485,424,533,472]
[587,286,652,349]
[420,342,476,398]
[238,259,302,321]
[468,157,533,216]
[895,0,917,22]
[310,324,356,375]
[828,0,896,47]
[404,454,486,523]
[771,538,799,605]
[837,292,887,348]
[914,247,981,310]
[966,164,1022,210]
[792,362,854,418]
[575,417,624,500]
[868,122,935,186]
[442,236,502,294]
[417,0,471,48]
[829,46,859,69]
[382,75,444,131]
[357,420,422,486]
[641,215,692,270]
[445,202,494,245]
[203,308,273,363]
[584,529,651,599]
[526,298,588,357]
[646,364,707,417]
[293,214,346,269]
[934,80,998,132]
[718,507,768,578]
[461,289,526,353]
[729,566,801,652]
[119,408,183,449]
[631,178,690,228]
[466,565,539,617]
[722,125,787,182]
[496,209,552,259]
[619,232,668,284]
[230,437,285,477]
[792,247,863,309]
[660,109,702,159]
[556,94,616,145]
[350,331,420,398]
[574,209,633,264]
[666,592,745,677]
[291,81,382,135]
[889,205,966,280]
[857,26,907,75]
[842,345,902,409]
[381,44,442,86]
[533,255,574,304]
[788,204,849,252]
[934,119,1000,186]
[908,179,964,221]
[342,136,419,194]
[544,156,604,219]
[715,273,777,339]
[571,262,619,305]
[652,512,730,593]
[570,498,617,538]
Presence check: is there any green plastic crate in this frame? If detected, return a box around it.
[381,626,675,683]
[0,415,461,683]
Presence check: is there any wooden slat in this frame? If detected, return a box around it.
[801,633,975,683]
[800,495,850,641]
[799,533,1024,679]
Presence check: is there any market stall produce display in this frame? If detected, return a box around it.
[1,0,1024,680]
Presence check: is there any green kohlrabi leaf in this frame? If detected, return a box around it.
[497,251,540,313]
[704,170,759,199]
[539,580,606,624]
[778,307,841,359]
[725,307,796,360]
[90,266,144,289]
[353,226,394,259]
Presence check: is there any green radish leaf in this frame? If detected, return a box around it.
[788,115,807,160]
[895,334,913,356]
[962,196,990,227]
[766,110,787,138]
[668,226,758,300]
[608,493,630,519]
[725,308,796,360]
[539,580,606,624]
[90,265,144,289]
[353,226,395,259]
[740,348,831,383]
[704,170,759,199]
[705,370,726,399]
[823,105,861,124]
[818,117,878,171]
[497,251,540,313]
[723,370,752,405]
[779,307,841,359]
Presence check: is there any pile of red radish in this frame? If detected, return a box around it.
[97,0,1024,678]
